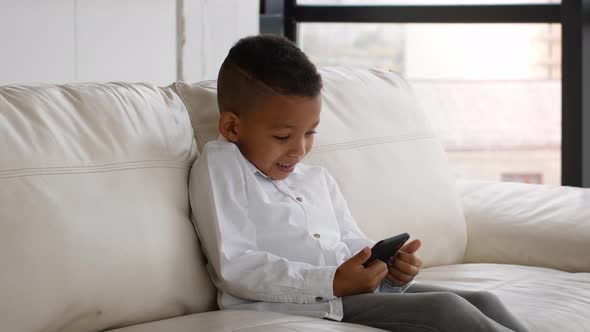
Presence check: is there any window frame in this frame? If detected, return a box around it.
[261,0,589,187]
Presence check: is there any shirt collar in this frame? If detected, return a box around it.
[216,135,304,178]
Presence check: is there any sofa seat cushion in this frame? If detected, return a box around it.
[418,263,590,332]
[106,310,383,332]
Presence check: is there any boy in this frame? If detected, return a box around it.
[189,35,528,332]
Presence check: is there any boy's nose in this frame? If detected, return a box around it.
[288,139,306,158]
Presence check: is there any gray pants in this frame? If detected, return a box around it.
[341,283,528,332]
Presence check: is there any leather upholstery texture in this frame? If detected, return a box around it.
[0,83,216,332]
[106,310,383,332]
[418,264,590,331]
[108,262,590,332]
[457,179,590,272]
[2,68,588,332]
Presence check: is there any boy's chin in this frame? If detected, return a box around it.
[267,168,292,181]
[269,172,290,181]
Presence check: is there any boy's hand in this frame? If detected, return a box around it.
[333,247,388,297]
[386,239,422,287]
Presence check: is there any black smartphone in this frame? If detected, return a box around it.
[362,233,410,268]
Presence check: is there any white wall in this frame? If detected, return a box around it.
[183,0,259,82]
[0,0,77,84]
[75,0,177,84]
[0,0,258,86]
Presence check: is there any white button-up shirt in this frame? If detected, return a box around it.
[189,137,411,321]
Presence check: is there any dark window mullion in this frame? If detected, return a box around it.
[293,5,560,24]
[285,0,297,41]
[561,0,590,187]
[283,1,588,187]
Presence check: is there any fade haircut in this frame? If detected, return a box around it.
[217,34,323,114]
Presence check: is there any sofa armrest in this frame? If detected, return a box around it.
[457,179,590,272]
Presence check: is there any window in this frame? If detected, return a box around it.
[299,22,562,184]
[261,0,589,187]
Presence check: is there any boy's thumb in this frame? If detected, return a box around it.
[354,247,371,264]
[401,239,422,254]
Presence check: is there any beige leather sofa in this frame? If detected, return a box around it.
[1,68,589,332]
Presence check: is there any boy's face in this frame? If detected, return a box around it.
[219,93,321,180]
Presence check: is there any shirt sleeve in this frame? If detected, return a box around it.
[189,143,337,304]
[324,169,375,257]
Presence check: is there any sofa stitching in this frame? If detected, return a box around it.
[0,160,191,178]
[0,160,190,172]
[310,133,437,154]
[480,277,528,291]
[227,317,322,331]
[355,322,440,332]
[0,165,189,178]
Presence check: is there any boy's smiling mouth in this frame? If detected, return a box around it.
[276,162,296,173]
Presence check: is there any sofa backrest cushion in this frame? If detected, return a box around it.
[0,83,216,332]
[173,67,467,268]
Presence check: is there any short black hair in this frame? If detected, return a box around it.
[217,34,323,113]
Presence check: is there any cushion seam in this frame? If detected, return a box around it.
[311,134,437,154]
[172,82,206,151]
[228,317,319,331]
[480,277,528,291]
[0,160,191,178]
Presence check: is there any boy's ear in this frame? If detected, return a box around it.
[218,111,240,143]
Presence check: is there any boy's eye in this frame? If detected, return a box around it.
[305,131,317,137]
[274,135,290,141]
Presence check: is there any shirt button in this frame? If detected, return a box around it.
[315,296,323,302]
[296,196,303,203]
[313,233,321,239]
